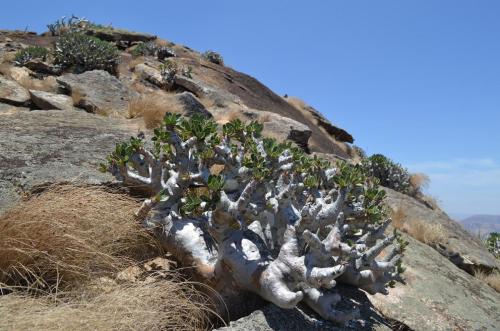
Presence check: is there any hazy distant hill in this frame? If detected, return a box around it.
[459,215,500,237]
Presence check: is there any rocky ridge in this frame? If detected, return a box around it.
[0,28,498,330]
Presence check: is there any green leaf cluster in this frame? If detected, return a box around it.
[202,50,224,65]
[14,46,49,66]
[53,32,120,74]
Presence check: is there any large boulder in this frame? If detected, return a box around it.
[0,109,139,214]
[0,75,29,105]
[297,101,354,143]
[175,91,212,118]
[29,90,76,110]
[134,63,164,88]
[384,187,500,273]
[57,70,137,115]
[368,235,500,331]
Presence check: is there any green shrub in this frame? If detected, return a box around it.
[202,50,224,65]
[53,33,120,74]
[131,41,158,57]
[131,41,176,60]
[486,232,499,258]
[363,154,412,194]
[14,46,49,66]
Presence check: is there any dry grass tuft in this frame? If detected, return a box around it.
[70,88,86,107]
[0,184,162,292]
[0,184,219,330]
[18,76,58,92]
[128,55,146,70]
[474,270,500,293]
[1,276,217,330]
[409,173,430,192]
[128,92,184,128]
[391,207,446,245]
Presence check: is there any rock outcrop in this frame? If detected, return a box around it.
[0,109,139,214]
[368,234,500,331]
[0,28,498,331]
[384,187,500,274]
[57,70,136,115]
[29,90,76,110]
[0,76,30,105]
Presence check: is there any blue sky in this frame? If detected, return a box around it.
[2,1,499,217]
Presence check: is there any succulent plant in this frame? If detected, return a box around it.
[53,32,120,74]
[202,50,224,65]
[47,15,91,36]
[363,154,412,195]
[103,114,405,323]
[14,46,49,66]
[485,232,499,258]
[131,41,176,61]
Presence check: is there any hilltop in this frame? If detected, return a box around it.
[0,20,499,331]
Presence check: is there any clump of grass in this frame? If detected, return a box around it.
[18,76,58,93]
[127,92,185,128]
[409,173,430,193]
[0,184,161,292]
[0,184,222,330]
[391,207,446,245]
[474,270,500,293]
[1,276,218,331]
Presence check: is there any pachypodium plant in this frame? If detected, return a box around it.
[363,154,412,195]
[485,232,499,258]
[53,32,120,74]
[47,15,91,36]
[103,114,406,323]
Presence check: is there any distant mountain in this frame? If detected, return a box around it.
[459,215,500,238]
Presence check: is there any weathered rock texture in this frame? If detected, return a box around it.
[384,187,500,273]
[368,234,500,331]
[0,75,30,105]
[0,109,138,214]
[29,90,76,110]
[57,70,137,114]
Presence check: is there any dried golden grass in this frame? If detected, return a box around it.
[128,92,184,128]
[0,184,162,292]
[70,88,85,107]
[18,76,58,92]
[409,173,430,192]
[474,270,500,293]
[128,55,146,70]
[0,278,216,331]
[0,184,219,330]
[391,207,446,244]
[284,96,308,110]
[0,63,58,92]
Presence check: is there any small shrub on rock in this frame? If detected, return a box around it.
[131,42,176,61]
[363,154,412,195]
[485,232,499,258]
[54,32,120,74]
[202,50,224,65]
[14,46,49,66]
